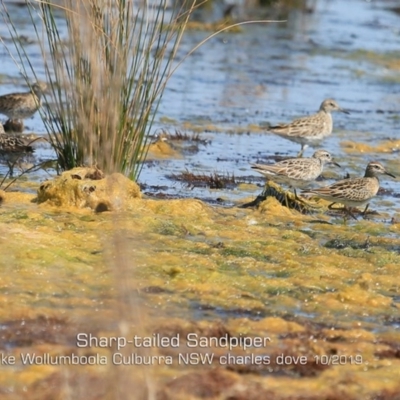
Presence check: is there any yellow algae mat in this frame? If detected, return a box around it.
[0,172,400,399]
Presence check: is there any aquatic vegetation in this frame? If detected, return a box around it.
[2,0,198,178]
[169,170,238,189]
[240,180,317,214]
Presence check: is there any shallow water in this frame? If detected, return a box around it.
[1,0,400,210]
[140,0,400,209]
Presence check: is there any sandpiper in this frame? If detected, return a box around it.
[302,161,395,218]
[251,150,340,209]
[0,134,34,154]
[251,150,340,190]
[0,134,35,177]
[0,82,47,127]
[268,99,349,157]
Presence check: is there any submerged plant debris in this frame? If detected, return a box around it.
[153,129,211,145]
[240,180,321,215]
[168,170,238,189]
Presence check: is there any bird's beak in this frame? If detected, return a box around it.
[340,108,350,115]
[259,121,272,130]
[332,161,341,168]
[385,171,396,178]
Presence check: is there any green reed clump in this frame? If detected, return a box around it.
[2,0,279,180]
[2,0,196,179]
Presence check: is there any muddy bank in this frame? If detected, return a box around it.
[0,177,399,398]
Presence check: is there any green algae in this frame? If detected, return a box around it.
[0,184,400,399]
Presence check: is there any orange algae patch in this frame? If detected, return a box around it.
[0,190,35,205]
[342,139,400,154]
[147,139,182,159]
[236,182,259,192]
[257,196,299,218]
[228,317,306,335]
[36,167,140,210]
[385,59,400,70]
[0,364,57,387]
[335,286,392,308]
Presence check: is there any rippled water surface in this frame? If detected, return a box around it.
[1,0,400,210]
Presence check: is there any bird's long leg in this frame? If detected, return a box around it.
[284,191,290,208]
[296,147,304,158]
[329,203,358,220]
[6,161,14,178]
[362,203,370,219]
[328,202,354,214]
[345,206,358,221]
[293,188,306,204]
[296,144,308,158]
[294,189,323,209]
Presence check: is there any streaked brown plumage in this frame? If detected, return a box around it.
[269,99,349,156]
[251,150,340,190]
[0,134,34,153]
[302,162,395,213]
[0,82,47,121]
